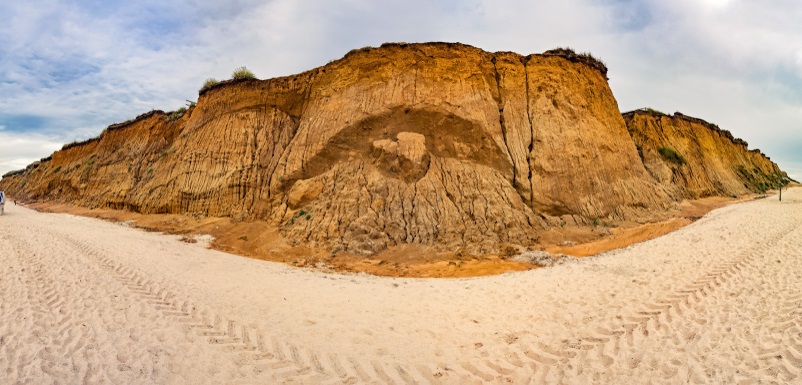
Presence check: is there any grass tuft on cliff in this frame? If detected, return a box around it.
[643,107,667,115]
[543,47,608,78]
[231,67,256,80]
[165,107,187,123]
[658,146,687,165]
[200,78,220,93]
[2,169,25,178]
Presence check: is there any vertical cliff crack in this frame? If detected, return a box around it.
[522,56,536,206]
[297,71,322,176]
[491,55,517,191]
[412,68,418,105]
[411,180,418,243]
[331,167,342,237]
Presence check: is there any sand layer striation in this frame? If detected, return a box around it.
[0,43,787,258]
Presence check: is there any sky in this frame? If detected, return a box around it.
[1,0,800,181]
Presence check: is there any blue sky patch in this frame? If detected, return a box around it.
[0,114,50,133]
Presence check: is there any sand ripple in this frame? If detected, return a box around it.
[1,188,801,384]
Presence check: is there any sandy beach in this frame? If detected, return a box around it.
[1,188,801,384]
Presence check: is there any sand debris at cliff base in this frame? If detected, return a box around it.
[1,188,801,384]
[16,192,745,278]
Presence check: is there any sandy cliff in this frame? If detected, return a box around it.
[0,43,785,256]
[624,109,785,199]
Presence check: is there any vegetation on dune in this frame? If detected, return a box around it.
[625,110,755,152]
[231,66,256,80]
[623,107,668,116]
[165,107,187,123]
[735,166,787,193]
[200,78,220,93]
[658,146,687,165]
[198,68,256,94]
[2,169,25,178]
[80,155,97,182]
[542,47,608,78]
[62,137,101,151]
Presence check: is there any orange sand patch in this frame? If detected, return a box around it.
[19,194,753,278]
[23,201,533,278]
[546,195,742,257]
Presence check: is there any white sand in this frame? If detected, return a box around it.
[1,188,801,384]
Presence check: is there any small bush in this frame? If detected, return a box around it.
[165,107,187,123]
[3,169,25,178]
[543,47,608,78]
[732,138,749,148]
[643,107,666,115]
[52,165,61,173]
[658,146,686,165]
[61,137,101,151]
[160,149,176,157]
[231,66,256,80]
[200,78,220,93]
[80,155,97,181]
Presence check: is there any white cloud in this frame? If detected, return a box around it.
[776,160,802,182]
[697,0,736,11]
[0,132,63,177]
[0,0,800,179]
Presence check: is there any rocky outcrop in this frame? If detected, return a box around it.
[624,109,786,198]
[0,43,785,256]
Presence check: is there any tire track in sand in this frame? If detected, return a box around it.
[0,229,119,384]
[6,201,802,384]
[490,218,802,384]
[52,229,430,385]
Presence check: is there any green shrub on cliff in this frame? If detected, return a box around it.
[198,68,255,94]
[2,169,25,178]
[542,47,608,78]
[200,78,219,93]
[231,67,256,80]
[643,107,666,115]
[165,107,187,122]
[658,146,686,165]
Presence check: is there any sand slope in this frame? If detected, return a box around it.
[1,188,801,384]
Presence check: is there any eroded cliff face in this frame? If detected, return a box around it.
[624,110,785,199]
[0,43,782,256]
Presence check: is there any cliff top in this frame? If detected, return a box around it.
[199,42,610,96]
[623,108,750,149]
[49,42,611,157]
